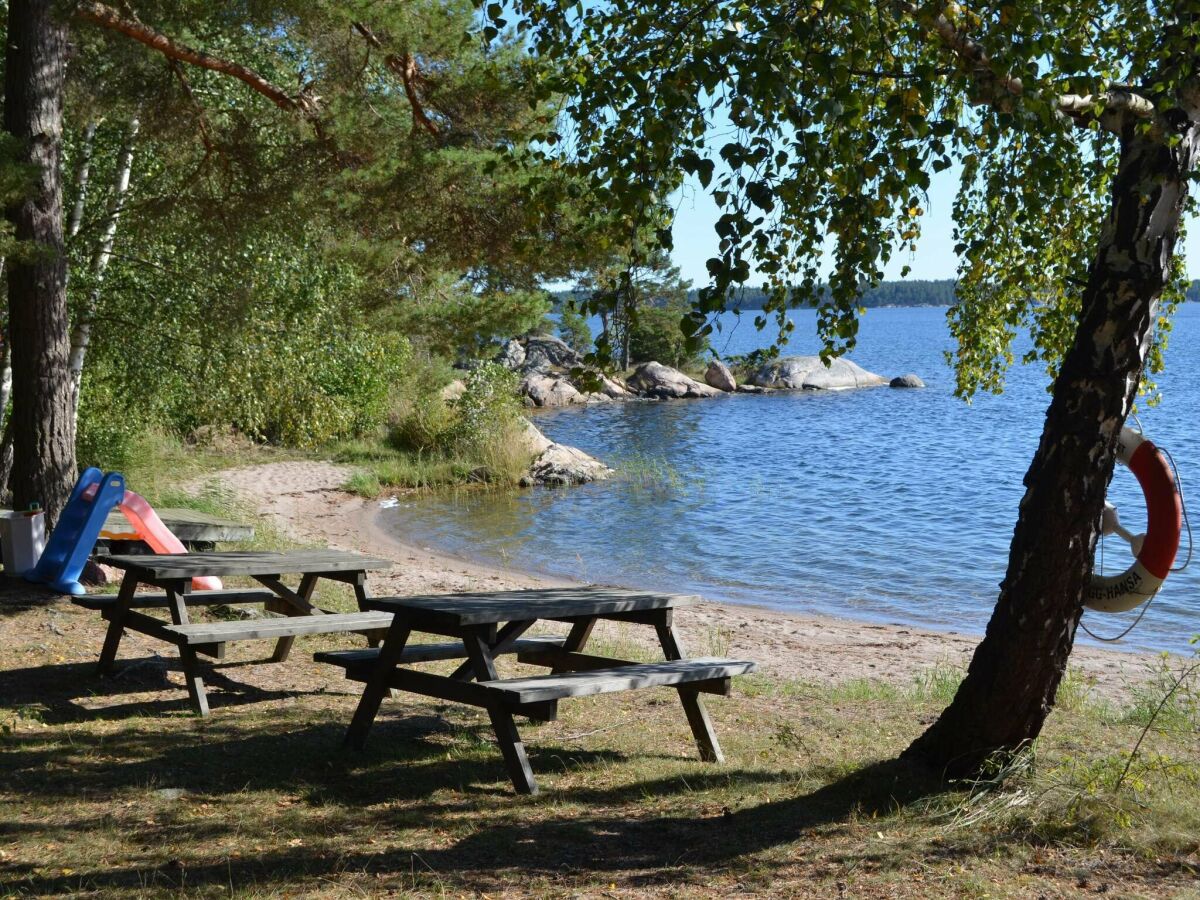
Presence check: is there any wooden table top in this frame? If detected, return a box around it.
[364,586,701,627]
[96,549,394,580]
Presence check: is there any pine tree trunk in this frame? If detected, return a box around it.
[904,120,1199,775]
[4,0,73,525]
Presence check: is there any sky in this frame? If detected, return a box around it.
[667,167,1200,288]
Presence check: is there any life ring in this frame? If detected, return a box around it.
[1085,427,1182,613]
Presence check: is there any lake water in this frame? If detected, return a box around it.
[383,305,1200,655]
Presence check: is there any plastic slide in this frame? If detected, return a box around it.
[28,468,126,596]
[27,469,223,595]
[117,490,222,591]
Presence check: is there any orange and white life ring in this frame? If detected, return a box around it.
[1085,427,1182,613]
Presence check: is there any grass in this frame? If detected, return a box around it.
[1,603,1198,898]
[331,428,534,497]
[12,436,1197,895]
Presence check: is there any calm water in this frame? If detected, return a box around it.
[384,305,1200,654]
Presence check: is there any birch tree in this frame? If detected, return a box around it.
[494,0,1200,773]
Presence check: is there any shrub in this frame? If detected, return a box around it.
[629,304,709,369]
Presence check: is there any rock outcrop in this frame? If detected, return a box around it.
[750,356,888,391]
[705,360,737,392]
[890,373,926,388]
[519,420,612,487]
[519,372,587,407]
[518,334,582,372]
[626,361,721,399]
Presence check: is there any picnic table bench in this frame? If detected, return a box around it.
[317,586,756,794]
[80,550,393,715]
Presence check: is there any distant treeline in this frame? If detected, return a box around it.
[558,278,1200,309]
[704,280,957,309]
[697,279,1200,308]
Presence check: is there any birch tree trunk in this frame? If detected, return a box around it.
[68,117,137,424]
[904,115,1200,774]
[66,121,96,243]
[4,0,73,524]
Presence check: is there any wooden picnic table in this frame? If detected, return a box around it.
[80,550,394,715]
[316,586,757,795]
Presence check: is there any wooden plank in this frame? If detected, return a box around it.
[516,649,728,693]
[101,507,255,543]
[73,589,275,610]
[364,586,702,627]
[166,611,395,644]
[96,549,394,580]
[475,658,757,704]
[101,608,187,644]
[315,635,567,669]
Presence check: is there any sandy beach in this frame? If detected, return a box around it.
[212,460,1169,698]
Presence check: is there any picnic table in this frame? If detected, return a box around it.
[78,550,394,715]
[316,586,757,794]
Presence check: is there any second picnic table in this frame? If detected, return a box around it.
[316,586,757,794]
[80,549,394,715]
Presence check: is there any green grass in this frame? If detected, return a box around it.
[330,427,534,496]
[1,631,1197,898]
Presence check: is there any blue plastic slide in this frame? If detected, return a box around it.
[27,468,126,596]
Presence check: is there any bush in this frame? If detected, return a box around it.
[75,363,149,472]
[629,304,708,369]
[557,303,593,354]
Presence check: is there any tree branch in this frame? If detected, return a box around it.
[352,21,440,137]
[897,1,1158,134]
[75,1,320,118]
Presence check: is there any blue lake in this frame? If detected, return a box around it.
[384,305,1200,655]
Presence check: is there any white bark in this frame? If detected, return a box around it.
[68,117,138,424]
[67,121,97,242]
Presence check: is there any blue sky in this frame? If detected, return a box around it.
[668,167,1200,287]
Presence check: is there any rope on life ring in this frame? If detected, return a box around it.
[1085,427,1183,613]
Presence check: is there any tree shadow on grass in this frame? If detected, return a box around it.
[0,657,339,723]
[3,698,951,897]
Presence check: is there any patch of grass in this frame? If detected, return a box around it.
[910,660,965,704]
[334,438,532,494]
[2,623,1198,898]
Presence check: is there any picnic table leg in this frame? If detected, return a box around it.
[166,582,210,716]
[654,614,724,764]
[267,573,317,663]
[345,619,411,750]
[463,628,538,795]
[351,574,384,648]
[447,619,535,681]
[551,617,597,674]
[97,572,138,675]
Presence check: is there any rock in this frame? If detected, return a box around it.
[890,373,925,388]
[519,373,586,407]
[521,440,613,487]
[440,379,466,401]
[496,339,526,370]
[704,360,737,392]
[519,419,554,456]
[80,560,118,587]
[735,383,767,394]
[521,334,581,372]
[596,374,632,398]
[749,356,887,391]
[626,361,721,399]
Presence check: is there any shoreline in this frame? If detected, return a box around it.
[213,460,1176,699]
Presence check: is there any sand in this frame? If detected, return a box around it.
[207,461,1168,698]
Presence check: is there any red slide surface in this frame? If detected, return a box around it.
[118,491,222,591]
